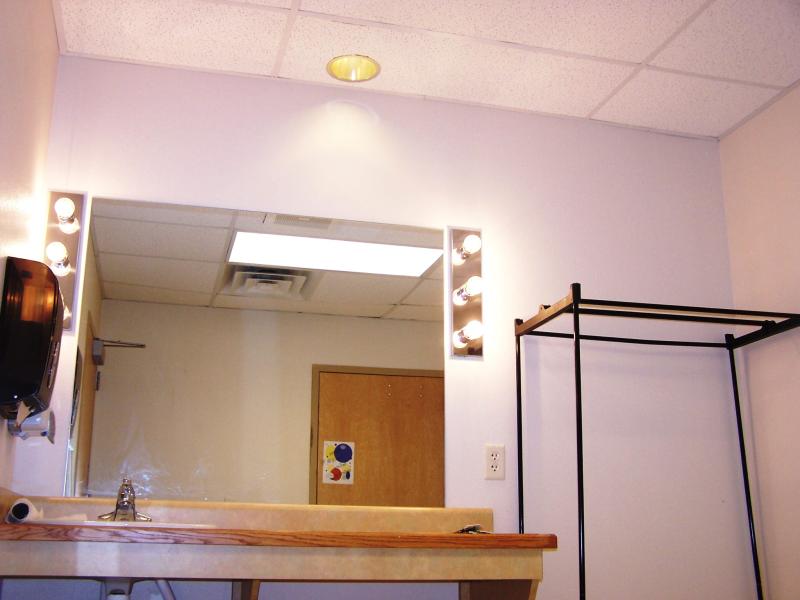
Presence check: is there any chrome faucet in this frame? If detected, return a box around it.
[98,478,152,522]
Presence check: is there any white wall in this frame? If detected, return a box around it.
[90,299,442,502]
[37,56,747,599]
[0,0,59,489]
[720,86,800,600]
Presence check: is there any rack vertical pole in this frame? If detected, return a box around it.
[725,334,764,600]
[515,319,525,534]
[571,283,586,600]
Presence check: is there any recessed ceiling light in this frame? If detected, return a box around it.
[326,55,381,83]
[229,231,441,277]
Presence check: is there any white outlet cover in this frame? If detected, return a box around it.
[485,444,505,480]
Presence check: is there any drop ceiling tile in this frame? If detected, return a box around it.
[300,0,706,62]
[310,271,419,304]
[92,217,231,261]
[404,279,443,306]
[652,0,800,87]
[425,259,443,280]
[593,69,779,137]
[281,16,634,117]
[98,253,221,293]
[239,0,292,7]
[384,305,443,322]
[93,199,235,228]
[104,282,213,306]
[213,294,390,317]
[60,0,287,75]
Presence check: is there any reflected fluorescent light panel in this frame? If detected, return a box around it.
[229,231,442,277]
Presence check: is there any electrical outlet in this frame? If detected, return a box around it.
[485,444,505,480]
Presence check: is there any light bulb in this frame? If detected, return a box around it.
[54,197,79,233]
[452,275,484,305]
[452,247,466,266]
[463,275,483,296]
[462,234,482,255]
[452,331,468,349]
[462,319,484,341]
[54,197,75,221]
[453,319,484,349]
[46,241,70,276]
[46,241,68,263]
[452,233,482,265]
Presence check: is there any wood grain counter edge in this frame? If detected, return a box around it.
[0,524,557,550]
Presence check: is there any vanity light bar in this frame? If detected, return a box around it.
[229,231,442,277]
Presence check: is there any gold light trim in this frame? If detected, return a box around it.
[326,55,381,82]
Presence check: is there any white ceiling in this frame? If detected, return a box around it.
[91,199,443,321]
[53,0,800,138]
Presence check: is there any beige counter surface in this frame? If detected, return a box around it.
[0,492,556,600]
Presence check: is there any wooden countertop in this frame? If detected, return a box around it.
[0,522,557,550]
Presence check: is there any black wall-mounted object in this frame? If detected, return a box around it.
[0,257,64,420]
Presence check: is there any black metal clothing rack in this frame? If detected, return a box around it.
[514,282,800,600]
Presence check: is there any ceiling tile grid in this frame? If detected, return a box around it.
[594,68,780,138]
[281,15,634,117]
[92,217,232,262]
[300,0,709,62]
[56,0,800,137]
[98,253,221,293]
[59,0,287,74]
[651,0,800,87]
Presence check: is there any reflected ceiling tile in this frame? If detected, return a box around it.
[60,0,287,75]
[593,69,778,137]
[281,16,633,117]
[425,259,443,281]
[92,199,235,228]
[300,0,706,62]
[99,253,221,293]
[652,0,800,87]
[213,294,390,317]
[104,282,213,306]
[311,271,419,304]
[239,0,292,7]
[92,217,231,261]
[384,305,443,322]
[404,279,443,306]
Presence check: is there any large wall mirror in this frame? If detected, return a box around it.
[65,199,445,506]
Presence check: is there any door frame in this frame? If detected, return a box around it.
[308,364,444,504]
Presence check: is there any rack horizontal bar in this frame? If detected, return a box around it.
[577,308,773,327]
[515,292,574,336]
[581,298,799,320]
[516,292,799,338]
[526,330,727,348]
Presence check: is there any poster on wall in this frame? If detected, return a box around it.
[322,441,355,485]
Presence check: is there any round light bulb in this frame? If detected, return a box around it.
[463,275,483,297]
[452,331,468,349]
[462,319,484,341]
[462,234,482,255]
[451,248,466,266]
[54,197,75,221]
[46,241,68,263]
[46,241,70,276]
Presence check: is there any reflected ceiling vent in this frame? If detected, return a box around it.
[264,213,333,230]
[223,266,311,299]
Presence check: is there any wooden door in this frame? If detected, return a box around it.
[312,367,444,507]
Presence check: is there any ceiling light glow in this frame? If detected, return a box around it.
[326,55,381,82]
[229,231,441,277]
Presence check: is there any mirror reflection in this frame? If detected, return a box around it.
[66,199,445,506]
